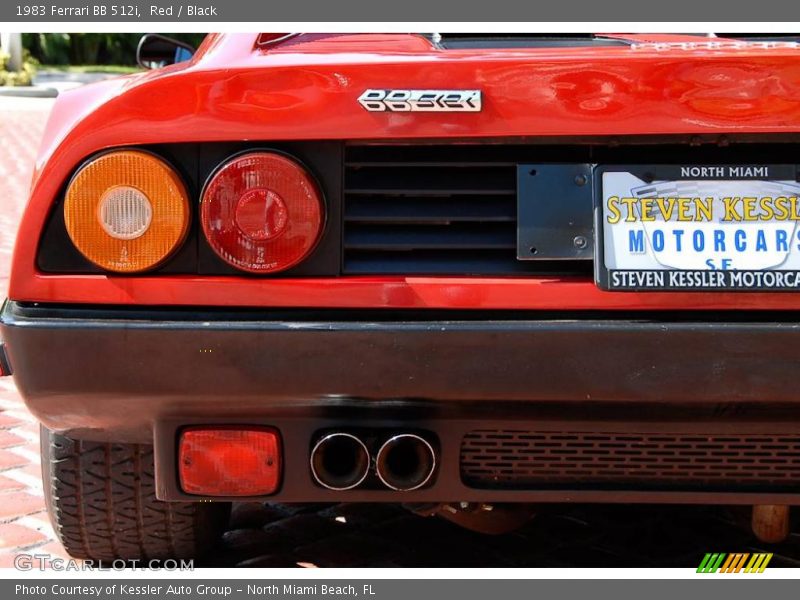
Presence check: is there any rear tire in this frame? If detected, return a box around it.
[41,426,230,562]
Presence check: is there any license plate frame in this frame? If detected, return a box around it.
[595,164,800,291]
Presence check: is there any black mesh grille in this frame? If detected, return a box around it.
[342,145,591,276]
[461,430,800,492]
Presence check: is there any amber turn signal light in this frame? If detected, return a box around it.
[179,427,282,496]
[63,150,190,273]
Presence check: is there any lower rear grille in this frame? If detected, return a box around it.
[461,430,800,492]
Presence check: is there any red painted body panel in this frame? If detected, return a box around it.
[11,33,800,309]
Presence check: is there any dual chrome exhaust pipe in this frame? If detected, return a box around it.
[310,432,436,492]
[310,433,371,491]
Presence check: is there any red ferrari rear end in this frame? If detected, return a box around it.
[3,32,800,560]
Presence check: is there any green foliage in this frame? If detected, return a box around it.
[0,49,38,87]
[23,33,71,65]
[22,33,207,66]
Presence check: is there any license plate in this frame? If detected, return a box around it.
[596,164,800,291]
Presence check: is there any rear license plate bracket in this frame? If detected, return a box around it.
[596,164,800,291]
[517,163,594,261]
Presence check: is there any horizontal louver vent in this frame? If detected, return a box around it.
[342,145,591,276]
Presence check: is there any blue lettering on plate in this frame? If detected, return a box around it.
[756,230,767,251]
[652,230,664,252]
[714,230,726,252]
[629,230,644,253]
[735,230,747,252]
[673,230,684,251]
[777,230,788,252]
[693,230,704,251]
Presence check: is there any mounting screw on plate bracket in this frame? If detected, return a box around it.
[573,236,588,249]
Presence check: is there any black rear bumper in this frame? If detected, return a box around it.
[4,301,800,503]
[4,302,800,423]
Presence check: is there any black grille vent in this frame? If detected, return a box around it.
[342,145,591,275]
[461,429,800,492]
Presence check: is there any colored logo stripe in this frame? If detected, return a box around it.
[697,552,772,573]
[721,553,750,573]
[745,553,773,573]
[697,553,726,573]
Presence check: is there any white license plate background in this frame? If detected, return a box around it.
[599,169,800,290]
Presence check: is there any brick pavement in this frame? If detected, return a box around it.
[0,96,70,568]
[1,95,800,569]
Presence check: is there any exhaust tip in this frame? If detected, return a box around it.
[310,433,370,491]
[376,434,436,491]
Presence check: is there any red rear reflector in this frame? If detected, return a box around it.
[200,152,324,273]
[179,427,281,496]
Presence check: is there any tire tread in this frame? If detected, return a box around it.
[43,429,229,561]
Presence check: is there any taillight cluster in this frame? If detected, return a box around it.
[64,150,191,273]
[201,152,324,273]
[62,149,324,274]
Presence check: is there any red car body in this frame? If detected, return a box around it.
[4,33,800,527]
[11,32,800,310]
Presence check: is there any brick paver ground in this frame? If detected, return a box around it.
[1,95,800,569]
[0,96,68,569]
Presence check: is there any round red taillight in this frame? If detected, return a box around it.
[200,152,324,273]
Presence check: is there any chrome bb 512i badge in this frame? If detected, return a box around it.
[358,89,482,112]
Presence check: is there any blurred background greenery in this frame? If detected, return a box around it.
[22,33,207,67]
[0,49,36,85]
